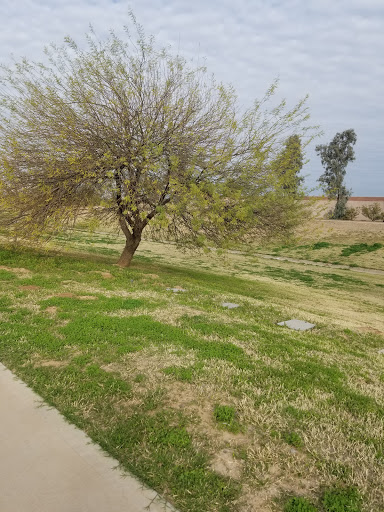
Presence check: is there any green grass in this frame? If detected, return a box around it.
[0,235,383,511]
[322,487,362,512]
[104,412,240,512]
[262,267,366,289]
[283,487,362,512]
[163,365,201,382]
[282,431,303,448]
[0,269,17,281]
[258,238,384,271]
[214,404,241,433]
[341,243,383,257]
[312,242,332,250]
[284,496,318,512]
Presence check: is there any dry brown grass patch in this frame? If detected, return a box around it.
[102,346,197,382]
[211,448,244,480]
[0,265,32,278]
[359,326,383,335]
[35,359,68,368]
[107,307,153,318]
[296,218,384,244]
[90,270,114,279]
[44,306,58,316]
[150,305,203,325]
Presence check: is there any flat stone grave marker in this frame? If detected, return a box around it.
[166,287,187,293]
[277,319,315,331]
[222,302,239,309]
[378,348,384,354]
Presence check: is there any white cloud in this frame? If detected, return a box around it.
[0,0,382,194]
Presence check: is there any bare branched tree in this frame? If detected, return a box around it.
[0,15,317,266]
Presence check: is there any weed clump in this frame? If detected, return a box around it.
[321,486,362,512]
[283,431,303,448]
[214,404,241,433]
[284,496,317,512]
[163,366,195,382]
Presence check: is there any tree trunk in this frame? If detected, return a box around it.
[117,235,141,268]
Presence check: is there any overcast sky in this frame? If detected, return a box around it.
[1,0,383,195]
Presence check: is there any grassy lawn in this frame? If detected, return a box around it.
[258,240,384,271]
[0,232,383,511]
[254,219,384,271]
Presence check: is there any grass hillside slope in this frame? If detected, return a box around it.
[0,232,383,511]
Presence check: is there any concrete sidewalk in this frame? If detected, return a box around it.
[0,363,175,512]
